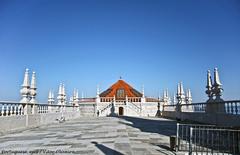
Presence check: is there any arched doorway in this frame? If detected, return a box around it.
[119,107,124,116]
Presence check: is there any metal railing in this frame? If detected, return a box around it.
[163,104,176,111]
[176,123,240,154]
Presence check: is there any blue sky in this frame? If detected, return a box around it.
[0,0,239,102]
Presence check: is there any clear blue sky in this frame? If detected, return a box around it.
[0,0,239,102]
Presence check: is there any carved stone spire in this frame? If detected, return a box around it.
[177,83,180,97]
[62,84,66,105]
[48,91,51,102]
[20,68,30,103]
[48,90,54,105]
[96,85,100,97]
[73,89,76,101]
[142,85,145,98]
[173,93,176,104]
[188,89,192,103]
[185,89,192,104]
[57,83,63,105]
[213,68,222,86]
[58,83,62,96]
[180,82,185,96]
[30,71,37,103]
[205,70,213,99]
[22,68,30,88]
[96,85,100,103]
[212,68,223,100]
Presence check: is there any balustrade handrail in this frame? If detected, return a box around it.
[128,102,141,110]
[0,101,78,107]
[163,100,240,107]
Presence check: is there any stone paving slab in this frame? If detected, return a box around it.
[0,116,176,155]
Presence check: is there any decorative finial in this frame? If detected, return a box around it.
[20,68,30,103]
[62,84,66,96]
[58,83,62,95]
[22,68,30,87]
[213,68,222,86]
[206,70,213,98]
[96,85,100,97]
[177,83,180,96]
[30,71,37,103]
[180,82,184,95]
[142,85,145,97]
[120,76,122,80]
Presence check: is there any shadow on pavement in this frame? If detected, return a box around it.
[91,141,124,155]
[118,116,177,136]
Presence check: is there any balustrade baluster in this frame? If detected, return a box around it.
[21,105,23,115]
[6,105,9,116]
[235,102,238,115]
[10,105,13,116]
[231,102,234,114]
[14,105,17,115]
[226,103,230,114]
[1,105,3,116]
[17,105,20,115]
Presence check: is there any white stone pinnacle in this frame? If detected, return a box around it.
[180,82,184,95]
[75,89,79,99]
[22,68,30,87]
[188,89,192,98]
[30,71,36,89]
[96,85,100,97]
[214,68,222,86]
[207,70,212,88]
[142,85,145,97]
[62,84,66,96]
[177,83,180,96]
[58,83,62,95]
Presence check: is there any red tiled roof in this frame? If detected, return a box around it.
[100,80,142,97]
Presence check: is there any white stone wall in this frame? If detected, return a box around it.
[141,102,159,117]
[87,101,159,117]
[0,111,81,134]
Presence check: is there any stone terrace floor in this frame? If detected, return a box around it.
[0,117,177,155]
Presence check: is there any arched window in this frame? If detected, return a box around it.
[116,88,125,99]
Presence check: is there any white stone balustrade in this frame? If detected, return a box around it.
[127,97,141,102]
[0,101,79,117]
[0,102,25,116]
[100,97,114,102]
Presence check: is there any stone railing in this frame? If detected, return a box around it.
[0,101,80,133]
[127,97,141,102]
[162,100,240,127]
[0,101,24,116]
[0,101,79,116]
[127,102,141,114]
[100,97,114,102]
[163,100,240,115]
[99,102,112,113]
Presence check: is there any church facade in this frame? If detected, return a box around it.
[79,79,161,117]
